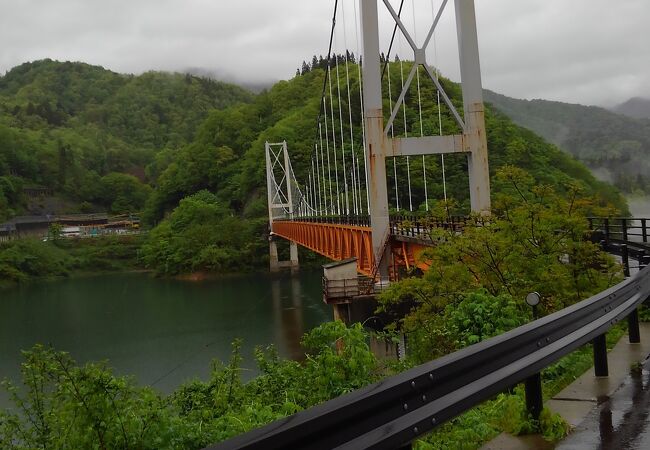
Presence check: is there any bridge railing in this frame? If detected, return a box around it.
[283,214,468,237]
[589,216,650,246]
[390,215,467,239]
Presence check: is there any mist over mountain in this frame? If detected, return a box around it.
[184,67,275,93]
[612,97,650,120]
[484,89,650,195]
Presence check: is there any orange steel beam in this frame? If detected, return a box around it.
[272,221,375,276]
[272,221,433,278]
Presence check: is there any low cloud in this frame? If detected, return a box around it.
[1,0,647,106]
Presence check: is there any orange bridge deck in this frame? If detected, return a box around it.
[271,220,432,278]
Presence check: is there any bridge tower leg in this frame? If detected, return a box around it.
[360,0,391,278]
[455,0,491,213]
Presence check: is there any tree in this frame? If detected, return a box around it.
[378,166,621,362]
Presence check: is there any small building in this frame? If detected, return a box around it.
[323,258,360,303]
[61,226,81,238]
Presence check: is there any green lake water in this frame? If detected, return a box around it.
[0,271,331,407]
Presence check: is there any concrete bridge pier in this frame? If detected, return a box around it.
[269,236,299,273]
[323,258,399,360]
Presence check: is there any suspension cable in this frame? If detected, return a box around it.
[320,121,333,215]
[387,60,400,211]
[353,0,370,214]
[319,127,328,214]
[381,0,406,81]
[327,61,341,215]
[334,44,350,216]
[315,144,323,213]
[412,0,429,212]
[431,0,448,203]
[307,0,339,217]
[342,0,359,216]
[398,31,413,212]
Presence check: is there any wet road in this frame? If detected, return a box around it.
[556,357,650,450]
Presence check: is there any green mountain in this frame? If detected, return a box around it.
[0,59,252,219]
[139,61,627,274]
[484,90,650,194]
[0,59,629,275]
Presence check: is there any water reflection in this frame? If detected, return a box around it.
[0,271,331,408]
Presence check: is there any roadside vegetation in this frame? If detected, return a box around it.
[0,58,639,448]
[1,170,630,448]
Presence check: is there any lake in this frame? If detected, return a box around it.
[0,271,331,407]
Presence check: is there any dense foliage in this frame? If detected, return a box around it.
[1,58,632,276]
[0,59,252,219]
[0,322,381,449]
[0,236,143,288]
[140,191,267,275]
[146,61,626,222]
[139,61,626,274]
[379,167,620,362]
[486,89,650,194]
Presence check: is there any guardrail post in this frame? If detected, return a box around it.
[641,255,650,271]
[622,218,628,242]
[622,244,630,277]
[524,372,543,420]
[643,219,648,243]
[593,334,609,377]
[604,218,610,244]
[628,309,641,344]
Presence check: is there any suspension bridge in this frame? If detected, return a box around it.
[208,1,650,448]
[266,0,489,282]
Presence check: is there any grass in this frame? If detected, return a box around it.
[412,322,630,449]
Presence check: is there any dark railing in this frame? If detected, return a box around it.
[589,217,650,277]
[589,217,650,246]
[285,214,468,238]
[206,218,649,449]
[390,215,467,238]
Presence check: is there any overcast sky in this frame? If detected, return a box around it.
[1,0,647,106]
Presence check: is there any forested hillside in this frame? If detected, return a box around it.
[139,59,626,275]
[0,58,629,276]
[0,60,252,220]
[485,90,650,194]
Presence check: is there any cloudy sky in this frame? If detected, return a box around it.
[0,0,647,106]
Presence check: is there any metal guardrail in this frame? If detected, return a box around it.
[205,218,650,450]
